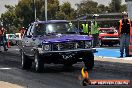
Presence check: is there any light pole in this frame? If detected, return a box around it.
[126,0,132,20]
[45,0,47,21]
[34,0,37,21]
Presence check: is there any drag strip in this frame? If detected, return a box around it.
[0,47,132,88]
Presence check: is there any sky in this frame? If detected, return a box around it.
[0,0,126,16]
[0,0,18,16]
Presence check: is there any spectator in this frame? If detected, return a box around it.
[118,11,131,57]
[91,14,99,48]
[0,25,8,52]
[19,27,26,38]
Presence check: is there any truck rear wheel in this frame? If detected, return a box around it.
[21,51,32,70]
[34,52,44,73]
[83,52,94,71]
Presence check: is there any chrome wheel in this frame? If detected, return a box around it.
[21,52,24,67]
[35,54,39,71]
[34,52,44,73]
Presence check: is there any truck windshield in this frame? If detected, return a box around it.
[100,29,115,33]
[34,22,78,35]
[46,22,78,34]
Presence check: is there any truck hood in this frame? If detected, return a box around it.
[38,34,92,43]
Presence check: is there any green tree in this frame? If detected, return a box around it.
[76,0,98,15]
[15,0,34,27]
[97,4,108,13]
[35,0,45,19]
[57,2,75,20]
[56,11,66,20]
[1,0,63,32]
[2,0,127,33]
[1,5,19,33]
[120,4,127,12]
[109,0,121,12]
[40,0,59,20]
[60,2,72,15]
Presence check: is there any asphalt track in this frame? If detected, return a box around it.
[0,46,131,88]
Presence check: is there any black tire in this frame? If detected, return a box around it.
[83,52,94,71]
[34,52,44,73]
[21,51,32,70]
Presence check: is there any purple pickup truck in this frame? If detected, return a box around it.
[19,20,95,72]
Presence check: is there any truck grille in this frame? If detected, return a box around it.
[52,41,84,51]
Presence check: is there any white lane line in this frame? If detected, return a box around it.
[96,56,132,60]
[15,49,20,51]
[0,68,12,70]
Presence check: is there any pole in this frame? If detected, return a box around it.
[78,20,80,30]
[114,0,115,12]
[34,0,37,21]
[45,0,47,21]
[77,12,80,30]
[126,0,132,20]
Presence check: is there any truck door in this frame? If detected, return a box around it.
[22,24,35,56]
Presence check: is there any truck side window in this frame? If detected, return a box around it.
[34,24,45,35]
[30,24,36,36]
[27,25,32,36]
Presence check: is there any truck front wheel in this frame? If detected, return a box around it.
[34,52,44,73]
[21,51,32,70]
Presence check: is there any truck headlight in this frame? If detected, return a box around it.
[85,41,92,48]
[43,45,51,51]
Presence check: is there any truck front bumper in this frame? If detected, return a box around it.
[38,48,96,54]
[102,38,119,40]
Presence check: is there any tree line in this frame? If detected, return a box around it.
[0,0,126,33]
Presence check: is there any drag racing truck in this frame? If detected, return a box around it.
[99,28,119,47]
[19,20,95,72]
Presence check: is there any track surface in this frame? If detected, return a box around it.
[0,47,131,88]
